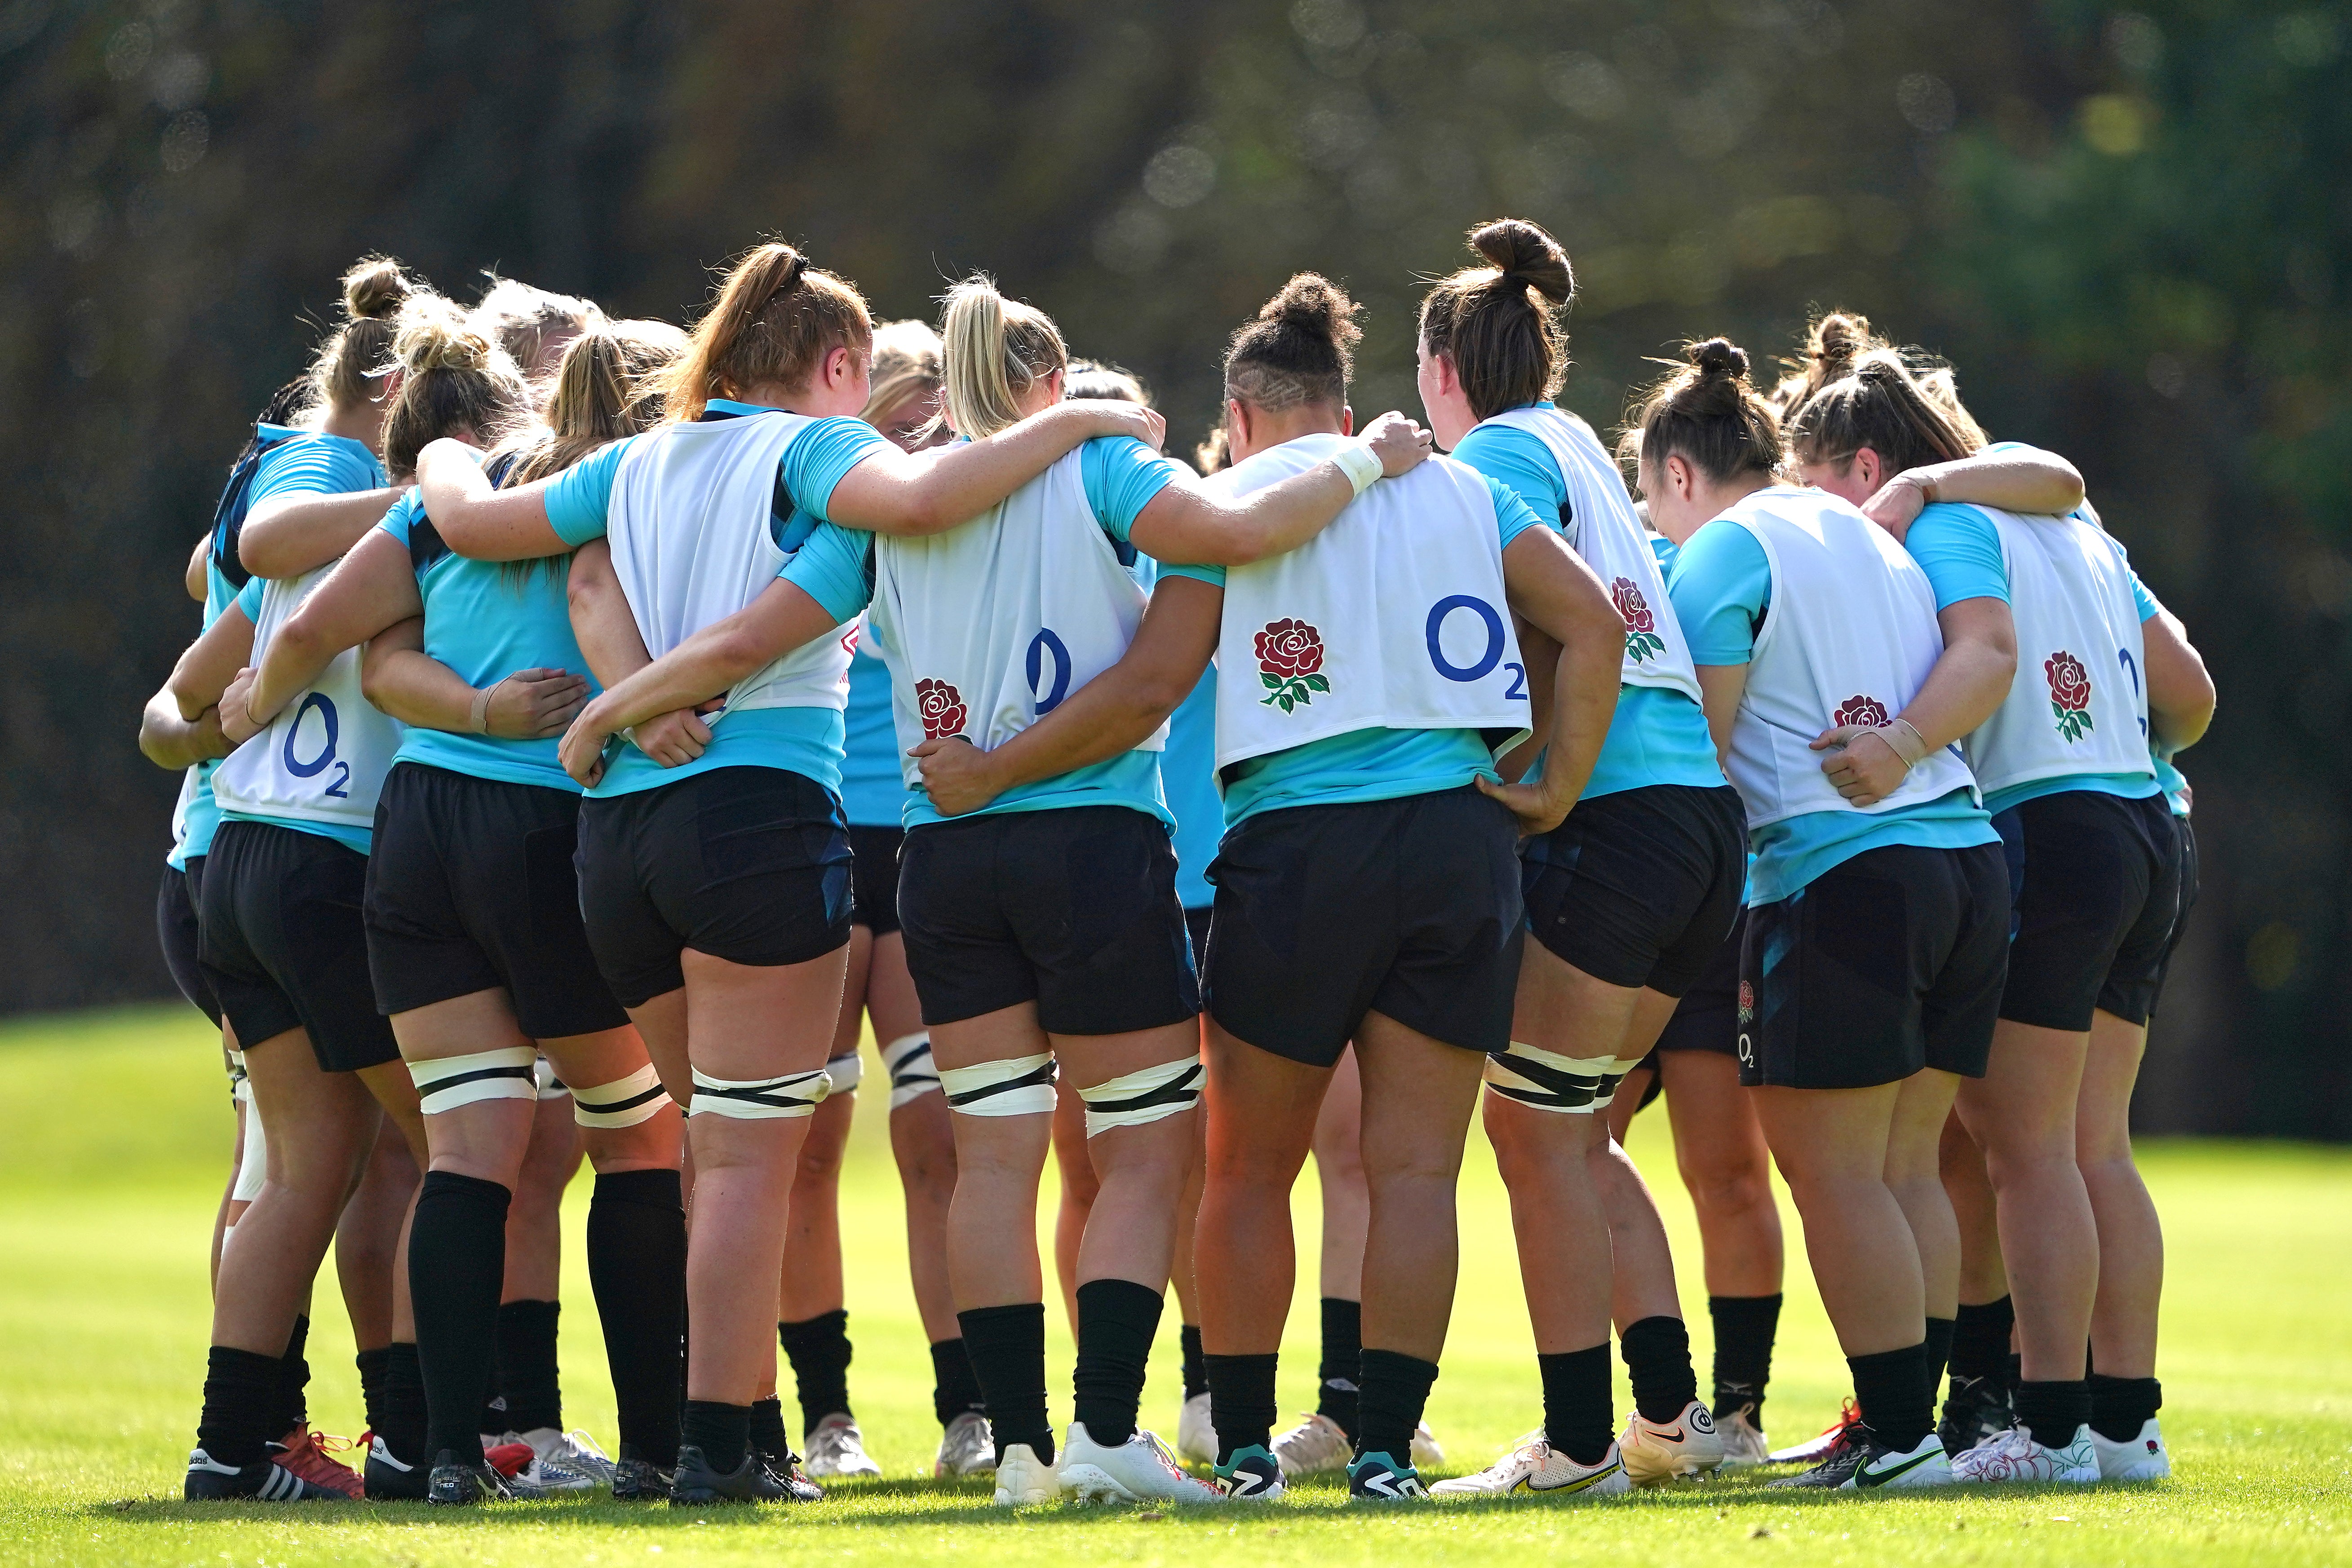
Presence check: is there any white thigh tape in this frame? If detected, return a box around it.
[1079,1054,1203,1137]
[823,1051,862,1096]
[939,1053,1058,1117]
[232,1099,268,1203]
[883,1032,940,1108]
[411,1046,541,1115]
[535,1054,571,1099]
[570,1063,669,1129]
[227,1048,250,1106]
[1588,1054,1644,1110]
[1483,1041,1613,1114]
[688,1065,830,1120]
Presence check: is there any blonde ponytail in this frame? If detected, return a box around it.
[937,275,1067,440]
[379,295,532,476]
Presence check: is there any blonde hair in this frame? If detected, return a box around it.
[1066,359,1150,405]
[660,242,873,422]
[862,318,944,425]
[936,275,1069,440]
[473,274,603,380]
[308,255,418,413]
[378,296,532,476]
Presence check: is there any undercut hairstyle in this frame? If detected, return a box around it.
[1785,348,1981,476]
[663,241,873,422]
[1065,359,1150,405]
[309,255,420,415]
[861,318,944,426]
[1224,273,1361,414]
[1417,218,1574,421]
[472,275,603,380]
[1627,337,1784,483]
[937,275,1069,440]
[378,296,532,477]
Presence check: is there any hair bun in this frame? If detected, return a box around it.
[342,256,413,321]
[1470,218,1572,305]
[394,297,498,374]
[1264,273,1364,350]
[1807,311,1877,379]
[1689,337,1750,381]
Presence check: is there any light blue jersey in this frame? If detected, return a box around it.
[1161,664,1222,909]
[838,640,909,828]
[1667,513,1997,905]
[1451,403,1723,807]
[376,487,596,793]
[536,400,889,799]
[1160,476,1545,828]
[782,434,1187,829]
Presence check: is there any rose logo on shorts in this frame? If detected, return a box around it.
[2045,650,2096,743]
[915,678,969,741]
[1832,694,1890,729]
[1255,617,1331,714]
[1737,979,1754,1024]
[1611,577,1667,664]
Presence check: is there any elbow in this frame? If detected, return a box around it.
[358,656,391,710]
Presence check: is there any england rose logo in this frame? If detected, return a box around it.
[1737,980,1754,1023]
[2046,650,2095,743]
[1612,577,1667,664]
[1255,618,1330,713]
[915,678,968,740]
[1833,694,1890,729]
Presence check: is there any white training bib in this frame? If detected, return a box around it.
[1483,406,1702,703]
[866,446,1162,784]
[1715,487,1978,829]
[212,563,405,832]
[1963,506,2155,797]
[606,412,851,723]
[1207,435,1532,774]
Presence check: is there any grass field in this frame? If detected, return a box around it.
[2,1005,2348,1566]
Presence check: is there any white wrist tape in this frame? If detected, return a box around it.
[882,1032,941,1108]
[411,1046,541,1115]
[1483,1041,1614,1114]
[1329,439,1383,498]
[232,1098,268,1203]
[569,1063,670,1129]
[1078,1054,1203,1137]
[939,1053,1058,1117]
[822,1050,862,1096]
[1879,718,1929,768]
[688,1065,830,1120]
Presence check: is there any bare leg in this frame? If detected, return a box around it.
[1886,1069,1963,1323]
[1598,989,1687,1333]
[1955,1020,2096,1382]
[1750,1081,1919,1355]
[1311,1049,1368,1302]
[2079,1010,2161,1378]
[334,1114,414,1352]
[1657,1050,1783,1298]
[502,1094,582,1305]
[1049,1079,1099,1336]
[1350,1011,1487,1363]
[1196,1024,1327,1355]
[865,931,961,1345]
[1940,1113,2009,1306]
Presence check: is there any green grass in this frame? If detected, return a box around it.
[2,1004,2349,1565]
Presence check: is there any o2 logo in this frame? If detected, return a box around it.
[1425,595,1525,699]
[1027,628,1072,716]
[282,692,350,798]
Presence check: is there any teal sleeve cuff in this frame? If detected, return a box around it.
[1082,436,1187,542]
[543,440,625,546]
[1157,562,1227,588]
[778,521,876,625]
[784,418,890,521]
[1486,477,1545,551]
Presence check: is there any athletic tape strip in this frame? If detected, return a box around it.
[939,1053,1058,1117]
[411,1045,541,1115]
[569,1063,669,1129]
[534,1054,570,1099]
[1078,1054,1203,1137]
[823,1051,862,1096]
[231,1100,268,1203]
[226,1048,250,1105]
[688,1065,831,1120]
[1483,1041,1613,1114]
[882,1032,940,1108]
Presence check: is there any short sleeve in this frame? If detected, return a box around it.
[1450,423,1566,523]
[1485,477,1545,551]
[543,439,629,546]
[247,434,381,507]
[375,491,418,547]
[1157,562,1226,588]
[1905,503,2010,609]
[2128,565,2161,622]
[234,575,265,621]
[1667,521,1772,664]
[777,521,876,625]
[1081,436,1187,542]
[779,417,890,522]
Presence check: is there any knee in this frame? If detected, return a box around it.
[793,1135,847,1189]
[1681,1155,1773,1219]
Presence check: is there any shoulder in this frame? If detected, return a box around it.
[1669,518,1770,597]
[376,489,421,545]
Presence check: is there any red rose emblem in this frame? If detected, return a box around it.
[1611,576,1667,663]
[1254,618,1331,713]
[2045,650,2096,742]
[1833,694,1890,729]
[1737,979,1754,1021]
[915,678,968,741]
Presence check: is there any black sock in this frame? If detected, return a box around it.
[355,1347,391,1437]
[1924,1316,1957,1402]
[958,1303,1051,1465]
[1356,1349,1439,1465]
[1537,1343,1613,1465]
[1707,1293,1781,1430]
[1316,1297,1363,1442]
[930,1338,987,1428]
[778,1308,853,1438]
[1847,1342,1932,1452]
[1072,1278,1164,1447]
[682,1399,750,1474]
[409,1170,511,1464]
[1205,1352,1277,1465]
[1621,1315,1699,1424]
[495,1299,562,1435]
[2088,1374,2162,1442]
[1179,1324,1207,1402]
[749,1396,790,1462]
[2005,1350,2023,1396]
[586,1168,686,1466]
[2013,1378,2091,1449]
[378,1341,430,1467]
[197,1345,280,1467]
[267,1315,311,1439]
[1949,1297,2015,1388]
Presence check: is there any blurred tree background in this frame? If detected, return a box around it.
[3,0,2343,1135]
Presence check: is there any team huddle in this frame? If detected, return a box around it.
[137,214,2214,1510]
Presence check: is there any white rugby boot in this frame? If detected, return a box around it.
[1057,1422,1218,1504]
[1714,1404,1771,1468]
[1409,1420,1446,1470]
[1430,1434,1631,1498]
[802,1412,883,1479]
[1176,1391,1218,1465]
[2089,1418,2171,1481]
[1618,1399,1726,1484]
[1846,1431,1954,1490]
[1949,1422,2100,1485]
[1270,1411,1352,1477]
[990,1441,1063,1506]
[502,1427,611,1489]
[935,1411,994,1478]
